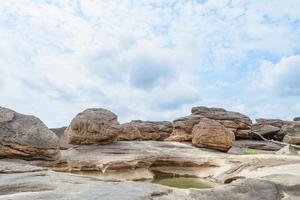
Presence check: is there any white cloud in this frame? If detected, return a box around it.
[254,54,300,96]
[1,0,300,127]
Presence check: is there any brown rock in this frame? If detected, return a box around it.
[282,122,300,145]
[66,108,120,145]
[251,124,280,139]
[192,118,235,152]
[253,119,291,141]
[118,120,172,141]
[0,107,60,160]
[164,132,192,142]
[166,106,252,141]
[118,122,141,141]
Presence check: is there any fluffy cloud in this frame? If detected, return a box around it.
[1,0,300,127]
[253,54,300,96]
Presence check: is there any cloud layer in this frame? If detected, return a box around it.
[1,0,300,127]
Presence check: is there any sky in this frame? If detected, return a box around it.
[1,0,300,127]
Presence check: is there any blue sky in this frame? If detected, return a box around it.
[1,0,300,127]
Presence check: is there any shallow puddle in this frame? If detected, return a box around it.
[144,177,213,189]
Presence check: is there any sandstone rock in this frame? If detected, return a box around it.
[294,117,300,121]
[0,170,170,200]
[253,119,291,141]
[118,120,172,141]
[282,122,300,145]
[251,124,280,139]
[118,122,141,140]
[276,145,299,156]
[255,118,288,128]
[0,107,60,161]
[167,115,203,142]
[167,106,252,141]
[50,127,70,149]
[164,133,192,142]
[191,106,252,138]
[192,118,235,152]
[232,140,282,151]
[66,108,120,145]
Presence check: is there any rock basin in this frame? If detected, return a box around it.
[1,141,300,199]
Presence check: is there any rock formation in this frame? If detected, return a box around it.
[167,106,252,141]
[251,119,291,141]
[282,121,300,144]
[118,120,172,141]
[192,118,235,152]
[294,117,300,121]
[66,108,120,145]
[0,107,60,160]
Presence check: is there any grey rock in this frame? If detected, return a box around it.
[294,117,300,121]
[0,107,60,161]
[50,127,70,149]
[66,108,120,145]
[232,140,282,151]
[253,119,292,141]
[251,124,280,139]
[0,171,171,200]
[255,118,289,128]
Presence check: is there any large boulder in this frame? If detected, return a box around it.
[118,120,172,141]
[192,106,252,138]
[192,118,235,152]
[0,107,60,160]
[166,106,251,141]
[282,122,300,145]
[66,108,120,145]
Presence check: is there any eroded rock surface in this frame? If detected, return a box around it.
[0,107,60,161]
[50,127,70,149]
[251,119,291,141]
[0,170,171,200]
[167,106,252,141]
[192,118,235,152]
[1,140,300,200]
[118,120,172,141]
[282,122,300,144]
[66,108,120,145]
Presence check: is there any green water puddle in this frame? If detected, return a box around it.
[143,177,213,189]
